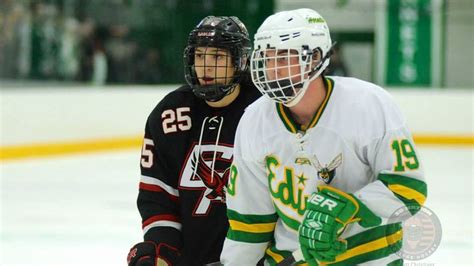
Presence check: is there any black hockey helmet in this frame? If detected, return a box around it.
[184,16,251,102]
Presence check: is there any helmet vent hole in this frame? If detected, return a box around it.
[280,34,290,41]
[288,18,293,22]
[292,32,301,38]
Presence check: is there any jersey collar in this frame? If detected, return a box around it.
[276,77,334,134]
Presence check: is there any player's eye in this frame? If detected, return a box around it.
[276,53,290,62]
[215,54,226,60]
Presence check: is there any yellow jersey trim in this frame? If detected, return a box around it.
[228,220,276,233]
[322,229,403,265]
[388,184,427,206]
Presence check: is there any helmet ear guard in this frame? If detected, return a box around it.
[309,42,337,78]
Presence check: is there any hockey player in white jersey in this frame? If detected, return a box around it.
[221,8,427,266]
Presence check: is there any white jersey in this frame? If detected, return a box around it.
[221,77,426,265]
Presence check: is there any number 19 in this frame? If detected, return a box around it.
[391,139,419,171]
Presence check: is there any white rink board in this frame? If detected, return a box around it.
[1,85,174,146]
[1,85,473,146]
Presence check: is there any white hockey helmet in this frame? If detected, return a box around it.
[251,8,333,106]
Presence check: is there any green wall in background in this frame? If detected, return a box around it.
[130,0,274,83]
[386,0,432,86]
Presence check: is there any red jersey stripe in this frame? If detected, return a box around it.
[139,182,179,201]
[142,214,180,228]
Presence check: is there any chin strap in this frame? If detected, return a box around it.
[193,82,237,102]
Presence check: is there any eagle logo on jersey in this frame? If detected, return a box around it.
[190,151,230,202]
[312,153,342,184]
[179,143,233,215]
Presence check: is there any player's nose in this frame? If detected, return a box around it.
[205,65,215,73]
[266,66,279,80]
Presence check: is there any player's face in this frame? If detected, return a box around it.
[194,47,235,86]
[264,49,301,82]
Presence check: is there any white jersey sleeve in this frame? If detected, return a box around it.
[352,86,426,219]
[220,106,278,265]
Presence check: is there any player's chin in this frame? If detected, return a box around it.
[199,80,227,86]
[199,81,215,86]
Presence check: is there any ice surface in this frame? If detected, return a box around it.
[1,147,472,265]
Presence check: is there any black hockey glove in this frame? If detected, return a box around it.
[127,241,181,266]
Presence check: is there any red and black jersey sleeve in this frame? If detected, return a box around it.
[137,89,190,254]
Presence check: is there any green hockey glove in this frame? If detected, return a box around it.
[299,186,382,264]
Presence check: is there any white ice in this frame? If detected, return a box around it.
[1,146,473,265]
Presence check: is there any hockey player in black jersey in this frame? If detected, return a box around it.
[127,16,260,266]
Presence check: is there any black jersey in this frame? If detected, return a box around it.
[137,82,260,265]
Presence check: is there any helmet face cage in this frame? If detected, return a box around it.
[184,16,251,102]
[251,47,323,104]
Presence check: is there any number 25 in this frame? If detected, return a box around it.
[162,107,192,134]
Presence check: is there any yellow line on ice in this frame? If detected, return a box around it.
[0,136,142,161]
[0,134,472,161]
[413,134,473,146]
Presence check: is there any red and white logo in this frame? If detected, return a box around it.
[179,143,233,215]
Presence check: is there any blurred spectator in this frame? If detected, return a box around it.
[134,48,162,84]
[58,17,80,80]
[29,2,61,79]
[77,18,94,82]
[77,18,107,85]
[0,1,31,79]
[92,36,108,86]
[105,24,137,83]
[1,0,168,84]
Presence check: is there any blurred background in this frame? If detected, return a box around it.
[1,0,473,265]
[0,0,274,85]
[0,0,472,87]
